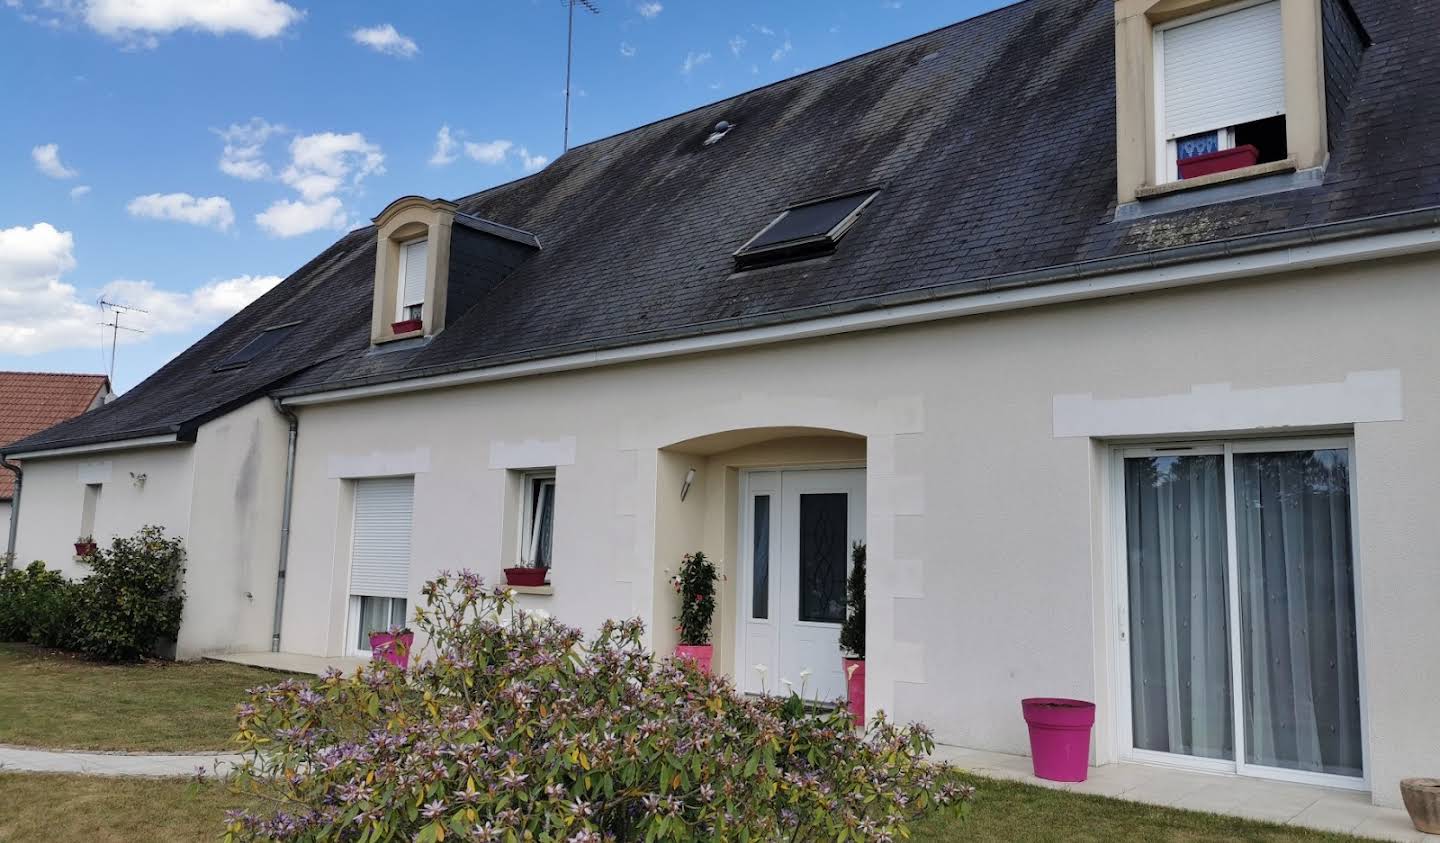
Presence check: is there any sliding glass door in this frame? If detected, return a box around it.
[1119,439,1364,787]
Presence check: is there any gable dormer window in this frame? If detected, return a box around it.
[397,237,428,324]
[369,196,456,344]
[1156,0,1287,183]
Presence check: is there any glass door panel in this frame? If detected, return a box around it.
[1232,448,1362,778]
[1124,454,1234,761]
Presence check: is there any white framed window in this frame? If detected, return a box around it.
[79,482,101,539]
[347,476,414,655]
[518,471,556,568]
[396,238,428,322]
[1154,0,1286,182]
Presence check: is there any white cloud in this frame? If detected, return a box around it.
[636,1,661,19]
[350,23,417,58]
[464,139,513,165]
[280,132,384,201]
[70,185,91,199]
[881,0,902,7]
[126,192,235,231]
[517,147,548,173]
[771,36,792,62]
[0,221,279,354]
[728,35,745,57]
[255,196,346,238]
[429,124,459,166]
[32,143,78,179]
[215,117,285,180]
[752,24,774,37]
[619,40,635,57]
[84,0,303,44]
[681,50,710,75]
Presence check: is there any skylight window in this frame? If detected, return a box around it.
[214,322,300,371]
[734,189,878,270]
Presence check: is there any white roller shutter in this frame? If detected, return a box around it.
[1161,1,1285,140]
[349,477,413,598]
[399,239,428,309]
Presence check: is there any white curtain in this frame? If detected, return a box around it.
[1125,455,1233,760]
[1233,449,1362,778]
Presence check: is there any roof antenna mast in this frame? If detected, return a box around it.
[563,0,600,153]
[98,297,147,383]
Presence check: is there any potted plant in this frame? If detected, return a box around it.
[1401,778,1440,834]
[368,626,414,668]
[390,317,423,334]
[672,551,717,673]
[503,563,548,587]
[839,542,866,726]
[74,535,97,556]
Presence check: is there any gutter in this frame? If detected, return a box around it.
[1,456,19,566]
[278,207,1440,407]
[1,432,181,461]
[269,398,299,653]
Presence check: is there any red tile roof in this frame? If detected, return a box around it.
[0,372,110,499]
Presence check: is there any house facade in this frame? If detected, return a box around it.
[6,0,1439,809]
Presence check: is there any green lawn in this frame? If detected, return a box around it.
[0,643,301,752]
[0,773,1367,842]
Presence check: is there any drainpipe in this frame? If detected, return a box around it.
[269,398,299,652]
[0,455,19,569]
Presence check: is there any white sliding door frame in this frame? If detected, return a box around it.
[1111,437,1368,791]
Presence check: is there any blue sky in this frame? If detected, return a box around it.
[1,0,1006,391]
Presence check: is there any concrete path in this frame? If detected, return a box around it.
[0,744,241,777]
[207,650,367,676]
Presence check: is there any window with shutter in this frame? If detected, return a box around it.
[349,477,414,599]
[1157,1,1287,182]
[397,238,428,321]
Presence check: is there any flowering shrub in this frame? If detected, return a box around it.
[227,571,970,841]
[670,551,717,645]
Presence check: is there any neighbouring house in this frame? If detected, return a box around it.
[5,0,1439,810]
[0,372,111,551]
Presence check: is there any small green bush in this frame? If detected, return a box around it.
[0,561,75,646]
[671,550,717,645]
[839,542,866,659]
[70,526,186,661]
[227,571,971,841]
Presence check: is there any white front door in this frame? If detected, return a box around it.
[738,469,865,702]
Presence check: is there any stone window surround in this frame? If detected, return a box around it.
[1113,0,1329,204]
[370,196,456,345]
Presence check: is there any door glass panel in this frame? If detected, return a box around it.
[798,492,847,623]
[1233,449,1362,778]
[1125,455,1233,760]
[752,495,771,619]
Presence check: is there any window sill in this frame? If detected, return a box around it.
[374,328,425,345]
[507,584,555,596]
[1136,156,1298,200]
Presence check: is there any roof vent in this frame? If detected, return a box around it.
[704,120,735,146]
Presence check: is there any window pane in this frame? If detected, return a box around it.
[752,495,770,619]
[798,492,847,623]
[530,480,555,567]
[1124,455,1233,761]
[1233,449,1361,778]
[356,596,391,650]
[390,598,408,629]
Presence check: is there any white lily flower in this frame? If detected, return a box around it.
[753,664,768,675]
[780,677,794,689]
[799,669,812,680]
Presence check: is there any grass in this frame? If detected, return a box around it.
[912,775,1367,842]
[0,643,301,752]
[0,773,1368,842]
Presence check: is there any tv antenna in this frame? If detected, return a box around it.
[562,0,599,153]
[98,298,147,382]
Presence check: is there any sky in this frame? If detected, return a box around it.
[1,0,1007,392]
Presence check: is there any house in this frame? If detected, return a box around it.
[0,372,111,551]
[5,0,1439,810]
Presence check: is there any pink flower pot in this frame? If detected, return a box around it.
[1178,144,1259,179]
[675,644,712,673]
[503,567,548,587]
[1021,697,1095,782]
[74,542,97,556]
[368,630,413,668]
[844,658,865,727]
[390,318,423,335]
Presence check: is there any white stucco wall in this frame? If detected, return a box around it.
[268,251,1440,806]
[11,444,195,578]
[1,500,11,557]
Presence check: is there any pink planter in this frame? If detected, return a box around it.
[1178,144,1259,179]
[503,567,548,587]
[1021,698,1095,782]
[369,630,414,668]
[674,644,712,673]
[390,318,423,335]
[844,658,865,727]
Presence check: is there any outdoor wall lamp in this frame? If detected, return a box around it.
[680,467,696,501]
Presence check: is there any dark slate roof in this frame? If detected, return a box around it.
[8,0,1438,453]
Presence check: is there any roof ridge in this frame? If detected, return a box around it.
[0,371,108,379]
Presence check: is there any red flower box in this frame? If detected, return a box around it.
[504,567,549,587]
[1178,144,1259,180]
[390,318,423,334]
[74,541,97,557]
